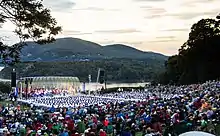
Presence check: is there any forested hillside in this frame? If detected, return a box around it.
[19,37,167,61]
[0,59,165,82]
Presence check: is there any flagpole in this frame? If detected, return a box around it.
[20,81,22,99]
[88,74,91,95]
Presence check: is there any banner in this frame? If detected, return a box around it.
[14,87,18,97]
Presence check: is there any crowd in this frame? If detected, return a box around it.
[20,88,71,98]
[22,96,126,108]
[0,80,219,136]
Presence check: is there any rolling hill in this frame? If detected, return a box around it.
[0,38,168,82]
[20,37,168,61]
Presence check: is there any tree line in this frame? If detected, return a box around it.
[0,59,165,83]
[0,82,11,94]
[158,14,220,85]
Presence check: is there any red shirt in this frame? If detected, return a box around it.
[68,120,74,131]
[93,117,98,124]
[99,131,107,136]
[103,120,109,127]
[152,122,162,133]
[47,123,53,130]
[35,122,42,130]
[194,100,202,109]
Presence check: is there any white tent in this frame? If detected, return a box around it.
[179,131,215,136]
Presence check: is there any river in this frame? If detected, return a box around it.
[80,82,149,91]
[0,66,149,90]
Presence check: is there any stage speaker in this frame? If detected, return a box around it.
[11,69,16,87]
[99,69,105,84]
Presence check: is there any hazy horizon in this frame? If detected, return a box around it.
[0,0,219,56]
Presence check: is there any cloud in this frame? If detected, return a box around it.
[95,29,141,34]
[161,28,189,32]
[181,0,216,6]
[155,36,176,39]
[115,41,143,45]
[148,39,179,43]
[166,11,219,20]
[72,33,93,35]
[133,0,165,2]
[147,36,178,43]
[2,0,220,55]
[143,7,167,19]
[0,30,19,46]
[99,40,143,45]
[141,6,166,14]
[98,41,115,44]
[62,30,92,35]
[73,7,120,11]
[43,0,75,12]
[144,15,162,19]
[73,7,105,11]
[127,41,143,45]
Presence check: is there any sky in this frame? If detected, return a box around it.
[0,0,220,55]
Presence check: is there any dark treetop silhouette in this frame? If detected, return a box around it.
[159,14,220,85]
[0,0,62,65]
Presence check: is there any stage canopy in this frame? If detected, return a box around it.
[179,131,215,136]
[19,76,80,90]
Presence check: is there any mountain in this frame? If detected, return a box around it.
[0,38,168,82]
[20,37,168,61]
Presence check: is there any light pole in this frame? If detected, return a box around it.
[11,68,17,102]
[25,78,28,99]
[88,74,91,95]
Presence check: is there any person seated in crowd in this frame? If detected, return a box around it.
[0,80,219,136]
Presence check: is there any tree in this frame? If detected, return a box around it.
[217,13,220,20]
[0,81,11,93]
[0,59,166,82]
[0,0,62,65]
[161,14,220,85]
